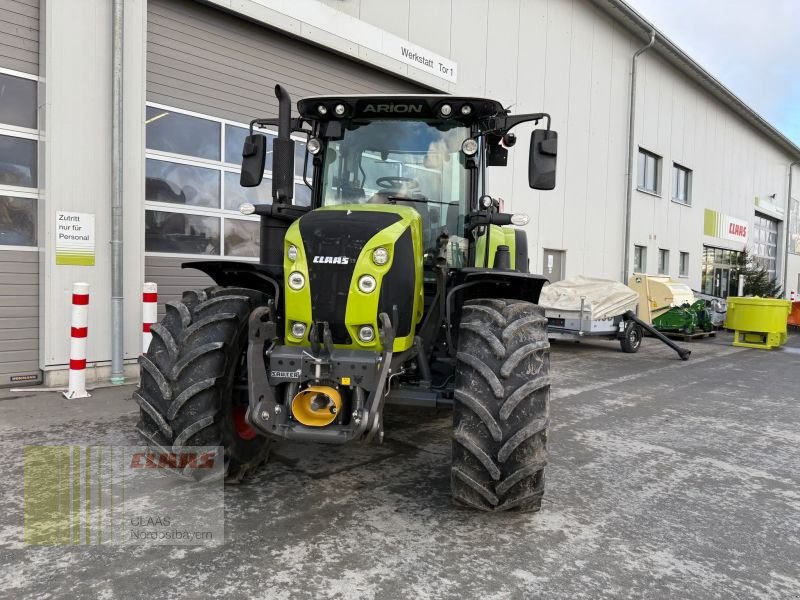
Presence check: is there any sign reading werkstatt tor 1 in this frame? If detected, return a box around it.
[56,211,95,266]
[259,0,458,84]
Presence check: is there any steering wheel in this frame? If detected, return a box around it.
[376,176,420,191]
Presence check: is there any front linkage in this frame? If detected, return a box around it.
[245,303,396,444]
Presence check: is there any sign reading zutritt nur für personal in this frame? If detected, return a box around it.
[56,211,95,266]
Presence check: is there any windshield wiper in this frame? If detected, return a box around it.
[386,196,458,206]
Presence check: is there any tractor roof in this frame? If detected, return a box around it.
[297,95,507,122]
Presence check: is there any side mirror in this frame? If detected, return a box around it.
[240,134,266,187]
[529,129,558,190]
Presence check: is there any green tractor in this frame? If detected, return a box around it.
[135,86,559,512]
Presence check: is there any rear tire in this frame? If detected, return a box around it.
[135,286,270,481]
[451,299,550,512]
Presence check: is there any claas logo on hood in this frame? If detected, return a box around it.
[312,256,351,265]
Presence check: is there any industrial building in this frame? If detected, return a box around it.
[1,0,798,386]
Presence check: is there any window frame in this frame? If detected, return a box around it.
[679,251,689,278]
[144,101,311,260]
[637,147,661,196]
[671,162,692,206]
[0,67,40,252]
[633,245,647,273]
[658,248,669,275]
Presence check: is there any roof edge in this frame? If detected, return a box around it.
[591,0,800,159]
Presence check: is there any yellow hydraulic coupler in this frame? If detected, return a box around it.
[290,386,342,427]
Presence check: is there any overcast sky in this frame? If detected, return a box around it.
[626,0,800,146]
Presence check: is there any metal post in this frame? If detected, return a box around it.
[64,283,92,399]
[738,274,745,297]
[622,30,655,284]
[110,0,125,384]
[783,160,800,296]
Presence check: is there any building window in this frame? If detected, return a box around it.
[679,252,689,277]
[658,249,669,275]
[0,134,37,188]
[0,195,37,246]
[634,245,647,273]
[753,213,779,282]
[0,71,37,129]
[144,103,312,258]
[0,69,38,249]
[145,106,220,161]
[637,148,661,194]
[672,163,691,205]
[701,246,743,298]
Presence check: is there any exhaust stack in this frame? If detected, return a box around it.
[272,84,295,205]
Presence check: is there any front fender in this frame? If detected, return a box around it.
[445,269,548,353]
[182,260,281,305]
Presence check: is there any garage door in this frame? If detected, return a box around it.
[144,0,430,316]
[0,0,40,386]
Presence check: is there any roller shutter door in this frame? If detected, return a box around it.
[0,0,39,386]
[0,251,39,386]
[0,0,39,75]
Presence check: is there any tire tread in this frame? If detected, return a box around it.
[451,298,550,512]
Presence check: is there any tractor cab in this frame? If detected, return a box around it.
[240,93,557,271]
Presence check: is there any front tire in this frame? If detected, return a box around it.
[451,299,550,512]
[135,286,270,481]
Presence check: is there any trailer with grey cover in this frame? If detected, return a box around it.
[540,277,691,359]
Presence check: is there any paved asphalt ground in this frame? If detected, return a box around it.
[0,331,798,599]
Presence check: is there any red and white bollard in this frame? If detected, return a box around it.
[63,282,91,399]
[142,282,158,354]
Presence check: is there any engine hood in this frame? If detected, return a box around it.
[283,204,424,352]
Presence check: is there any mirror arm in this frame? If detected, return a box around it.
[249,117,307,135]
[249,202,310,222]
[497,112,551,133]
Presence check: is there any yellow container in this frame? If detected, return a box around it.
[725,297,791,349]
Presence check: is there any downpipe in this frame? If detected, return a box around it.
[622,30,655,284]
[110,0,125,384]
[783,160,800,296]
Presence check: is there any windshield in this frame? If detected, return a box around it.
[320,120,470,256]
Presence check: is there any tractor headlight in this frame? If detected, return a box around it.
[288,271,305,290]
[307,138,322,155]
[287,244,298,262]
[291,322,307,338]
[334,103,346,116]
[358,275,377,294]
[460,104,472,116]
[440,103,452,117]
[372,247,389,266]
[461,138,478,157]
[358,325,375,343]
[317,104,328,115]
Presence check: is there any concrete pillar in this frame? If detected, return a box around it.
[40,0,146,386]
